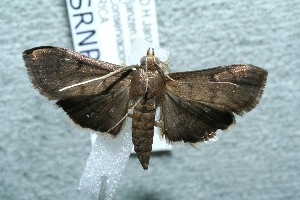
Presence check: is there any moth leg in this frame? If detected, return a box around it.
[106,98,142,133]
[154,120,162,128]
[189,143,199,150]
[165,74,175,82]
[96,80,104,92]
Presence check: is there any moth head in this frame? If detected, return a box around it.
[140,48,160,66]
[147,48,155,57]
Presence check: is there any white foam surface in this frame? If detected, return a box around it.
[79,131,132,199]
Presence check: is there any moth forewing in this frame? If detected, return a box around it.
[23,46,132,100]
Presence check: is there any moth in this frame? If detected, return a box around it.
[23,46,267,170]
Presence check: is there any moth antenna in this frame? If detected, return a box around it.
[154,60,175,82]
[59,65,137,91]
[165,74,176,82]
[106,98,142,134]
[156,60,176,81]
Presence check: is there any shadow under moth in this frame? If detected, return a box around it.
[23,46,267,170]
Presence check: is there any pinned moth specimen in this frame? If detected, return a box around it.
[23,46,267,170]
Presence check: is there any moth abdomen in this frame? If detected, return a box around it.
[132,99,156,170]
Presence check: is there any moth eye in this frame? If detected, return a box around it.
[140,56,146,65]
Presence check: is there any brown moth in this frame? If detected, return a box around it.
[23,46,267,170]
